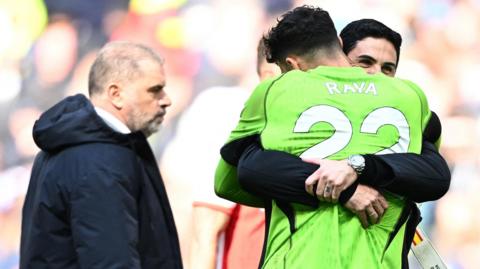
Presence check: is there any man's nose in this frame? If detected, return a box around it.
[159,94,172,107]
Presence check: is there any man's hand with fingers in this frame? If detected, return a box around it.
[345,184,389,228]
[302,156,388,228]
[304,158,358,203]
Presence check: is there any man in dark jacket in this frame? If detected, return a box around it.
[20,41,183,269]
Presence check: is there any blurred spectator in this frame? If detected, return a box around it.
[0,186,26,269]
[186,40,280,269]
[43,0,129,48]
[0,143,4,171]
[64,50,99,97]
[0,0,47,62]
[19,17,84,110]
[0,0,47,148]
[158,2,268,263]
[0,106,39,269]
[3,106,41,168]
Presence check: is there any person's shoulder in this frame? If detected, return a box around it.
[57,142,138,171]
[396,78,422,90]
[64,142,134,156]
[374,75,424,93]
[384,77,431,119]
[393,78,428,99]
[63,143,140,182]
[262,70,310,91]
[276,69,306,81]
[33,143,140,194]
[248,75,285,101]
[257,74,286,89]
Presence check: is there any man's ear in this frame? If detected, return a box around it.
[286,55,314,71]
[285,56,301,70]
[107,83,123,109]
[338,36,343,48]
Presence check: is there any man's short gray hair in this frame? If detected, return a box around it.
[88,41,164,96]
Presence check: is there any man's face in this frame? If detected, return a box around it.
[346,37,398,77]
[122,59,171,137]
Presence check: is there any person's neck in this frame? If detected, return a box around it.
[91,97,129,127]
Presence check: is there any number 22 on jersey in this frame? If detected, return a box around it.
[293,105,411,159]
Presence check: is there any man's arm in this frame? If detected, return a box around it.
[423,111,442,148]
[236,141,386,226]
[356,111,449,201]
[364,141,450,201]
[189,206,230,269]
[214,77,279,206]
[233,106,449,204]
[236,139,450,204]
[70,165,141,268]
[235,139,356,206]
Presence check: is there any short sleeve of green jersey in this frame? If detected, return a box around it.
[226,78,277,142]
[401,79,432,133]
[214,78,277,207]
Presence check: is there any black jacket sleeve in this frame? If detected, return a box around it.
[70,151,142,268]
[233,140,449,204]
[359,142,451,202]
[423,111,442,144]
[236,142,358,207]
[227,111,450,205]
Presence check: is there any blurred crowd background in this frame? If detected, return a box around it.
[1,0,479,268]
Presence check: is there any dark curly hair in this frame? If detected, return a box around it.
[263,5,341,66]
[340,19,402,66]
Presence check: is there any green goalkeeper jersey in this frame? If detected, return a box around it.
[215,66,430,268]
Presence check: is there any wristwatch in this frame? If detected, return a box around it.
[347,154,365,176]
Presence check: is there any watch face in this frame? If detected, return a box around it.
[350,155,364,166]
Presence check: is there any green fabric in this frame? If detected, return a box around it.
[214,158,265,207]
[214,76,279,206]
[215,66,431,268]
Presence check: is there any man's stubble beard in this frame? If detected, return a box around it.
[127,108,163,138]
